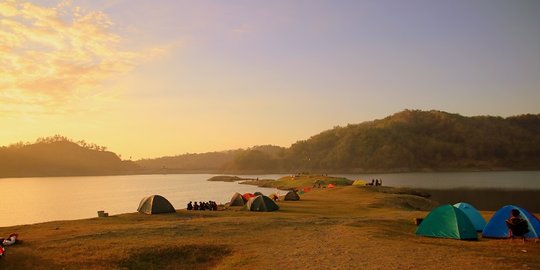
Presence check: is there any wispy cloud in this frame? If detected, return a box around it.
[231,24,254,35]
[0,0,145,114]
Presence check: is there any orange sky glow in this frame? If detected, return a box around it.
[1,0,539,159]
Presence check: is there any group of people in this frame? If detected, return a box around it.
[186,201,218,211]
[367,179,383,186]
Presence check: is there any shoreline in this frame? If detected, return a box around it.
[2,169,540,179]
[3,185,539,229]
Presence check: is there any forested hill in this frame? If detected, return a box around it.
[0,136,139,178]
[137,110,540,173]
[282,110,540,172]
[4,110,540,177]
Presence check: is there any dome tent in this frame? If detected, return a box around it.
[137,195,175,214]
[230,192,247,206]
[453,202,487,232]
[242,193,255,201]
[284,190,300,201]
[246,195,279,212]
[352,179,366,186]
[482,205,540,239]
[416,204,477,240]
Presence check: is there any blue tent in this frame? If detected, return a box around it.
[454,202,487,232]
[482,205,540,239]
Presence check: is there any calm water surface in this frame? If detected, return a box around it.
[0,174,281,227]
[336,171,540,189]
[0,171,538,227]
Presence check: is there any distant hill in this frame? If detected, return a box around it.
[137,110,540,173]
[136,145,286,173]
[3,110,540,177]
[283,110,540,172]
[0,136,139,178]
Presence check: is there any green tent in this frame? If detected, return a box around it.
[246,195,279,212]
[284,190,300,201]
[254,191,264,196]
[230,192,246,206]
[137,195,176,215]
[416,204,477,240]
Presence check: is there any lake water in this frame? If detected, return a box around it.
[335,171,540,189]
[0,171,538,227]
[0,174,282,228]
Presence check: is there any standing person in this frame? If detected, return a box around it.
[505,209,530,243]
[187,201,193,210]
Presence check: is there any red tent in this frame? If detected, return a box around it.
[242,193,255,200]
[327,184,335,188]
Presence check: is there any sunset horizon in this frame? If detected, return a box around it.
[1,1,540,268]
[2,0,539,159]
[1,108,539,160]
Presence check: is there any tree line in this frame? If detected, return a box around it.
[2,110,539,177]
[4,135,108,152]
[138,110,540,173]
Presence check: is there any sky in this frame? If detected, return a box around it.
[1,0,539,159]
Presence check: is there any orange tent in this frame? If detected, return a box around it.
[327,184,335,188]
[242,193,255,200]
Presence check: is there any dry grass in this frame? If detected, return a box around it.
[240,174,353,189]
[118,245,231,270]
[0,186,538,269]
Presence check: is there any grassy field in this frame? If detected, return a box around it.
[0,185,538,269]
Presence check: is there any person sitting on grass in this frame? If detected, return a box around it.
[505,209,530,243]
[187,201,193,210]
[1,234,20,246]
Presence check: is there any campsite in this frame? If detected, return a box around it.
[2,0,539,268]
[0,182,538,269]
